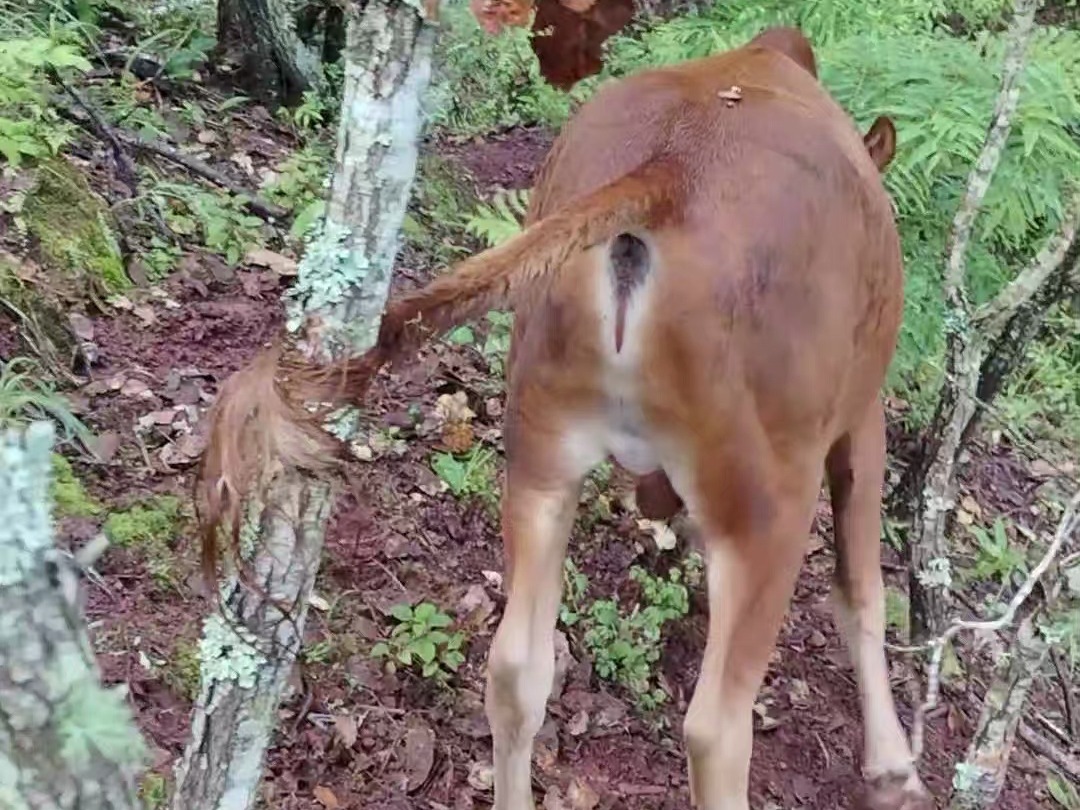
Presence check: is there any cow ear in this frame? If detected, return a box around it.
[863,116,897,172]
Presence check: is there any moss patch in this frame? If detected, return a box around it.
[51,454,101,518]
[23,158,128,292]
[103,495,182,547]
[161,638,201,701]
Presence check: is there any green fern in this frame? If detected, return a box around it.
[465,188,531,248]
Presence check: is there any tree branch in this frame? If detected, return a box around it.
[974,190,1080,341]
[900,487,1080,760]
[942,0,1041,312]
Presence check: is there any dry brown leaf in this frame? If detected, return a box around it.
[334,714,358,747]
[567,778,600,810]
[467,761,494,791]
[69,312,94,341]
[312,785,340,808]
[435,391,476,425]
[402,722,436,792]
[244,248,298,276]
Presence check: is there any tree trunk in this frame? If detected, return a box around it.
[903,0,1043,643]
[0,422,146,810]
[947,598,1060,808]
[217,0,323,105]
[171,3,436,808]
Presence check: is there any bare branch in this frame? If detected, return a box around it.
[902,487,1080,760]
[974,190,1080,341]
[942,0,1041,311]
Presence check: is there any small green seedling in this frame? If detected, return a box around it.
[372,601,466,682]
[431,445,499,507]
[966,517,1027,586]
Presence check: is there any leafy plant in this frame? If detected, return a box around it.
[465,188,530,248]
[262,140,332,241]
[560,557,589,628]
[0,34,88,165]
[964,516,1027,586]
[583,565,691,710]
[371,601,466,682]
[1048,773,1080,810]
[150,181,265,265]
[431,445,499,507]
[0,356,91,446]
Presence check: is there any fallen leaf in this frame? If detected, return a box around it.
[196,129,218,144]
[69,312,94,341]
[806,629,827,649]
[245,247,298,276]
[955,508,974,526]
[960,495,981,518]
[435,391,476,425]
[788,678,811,708]
[89,430,122,463]
[308,593,331,612]
[402,722,436,791]
[312,785,340,808]
[542,786,567,810]
[467,761,494,791]
[133,304,157,326]
[458,583,496,624]
[334,714,359,747]
[481,569,503,589]
[231,151,256,175]
[636,518,677,551]
[567,778,600,810]
[120,377,151,398]
[567,710,589,736]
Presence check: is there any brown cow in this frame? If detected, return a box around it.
[197,27,923,810]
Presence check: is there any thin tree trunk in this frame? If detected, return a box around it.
[0,422,146,810]
[947,608,1051,808]
[171,3,436,808]
[217,0,323,105]
[904,0,1043,643]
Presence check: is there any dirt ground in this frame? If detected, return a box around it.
[7,120,1066,808]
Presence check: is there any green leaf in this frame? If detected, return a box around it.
[397,648,413,666]
[412,638,438,664]
[422,661,440,678]
[370,642,390,658]
[389,604,414,622]
[290,199,325,240]
[446,325,475,345]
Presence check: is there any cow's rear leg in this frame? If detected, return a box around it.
[682,460,818,810]
[826,399,930,809]
[486,441,586,810]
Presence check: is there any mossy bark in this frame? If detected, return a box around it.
[172,3,437,808]
[0,422,146,810]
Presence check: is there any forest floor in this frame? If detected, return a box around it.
[2,81,1073,809]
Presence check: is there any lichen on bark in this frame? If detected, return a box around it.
[0,422,145,810]
[173,2,438,807]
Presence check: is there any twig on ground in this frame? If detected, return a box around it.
[55,98,290,222]
[117,133,290,221]
[1051,646,1079,742]
[47,67,140,197]
[1019,722,1080,784]
[894,488,1080,759]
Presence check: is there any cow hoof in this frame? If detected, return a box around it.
[860,769,933,810]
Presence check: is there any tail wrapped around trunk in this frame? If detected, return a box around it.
[196,161,675,580]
